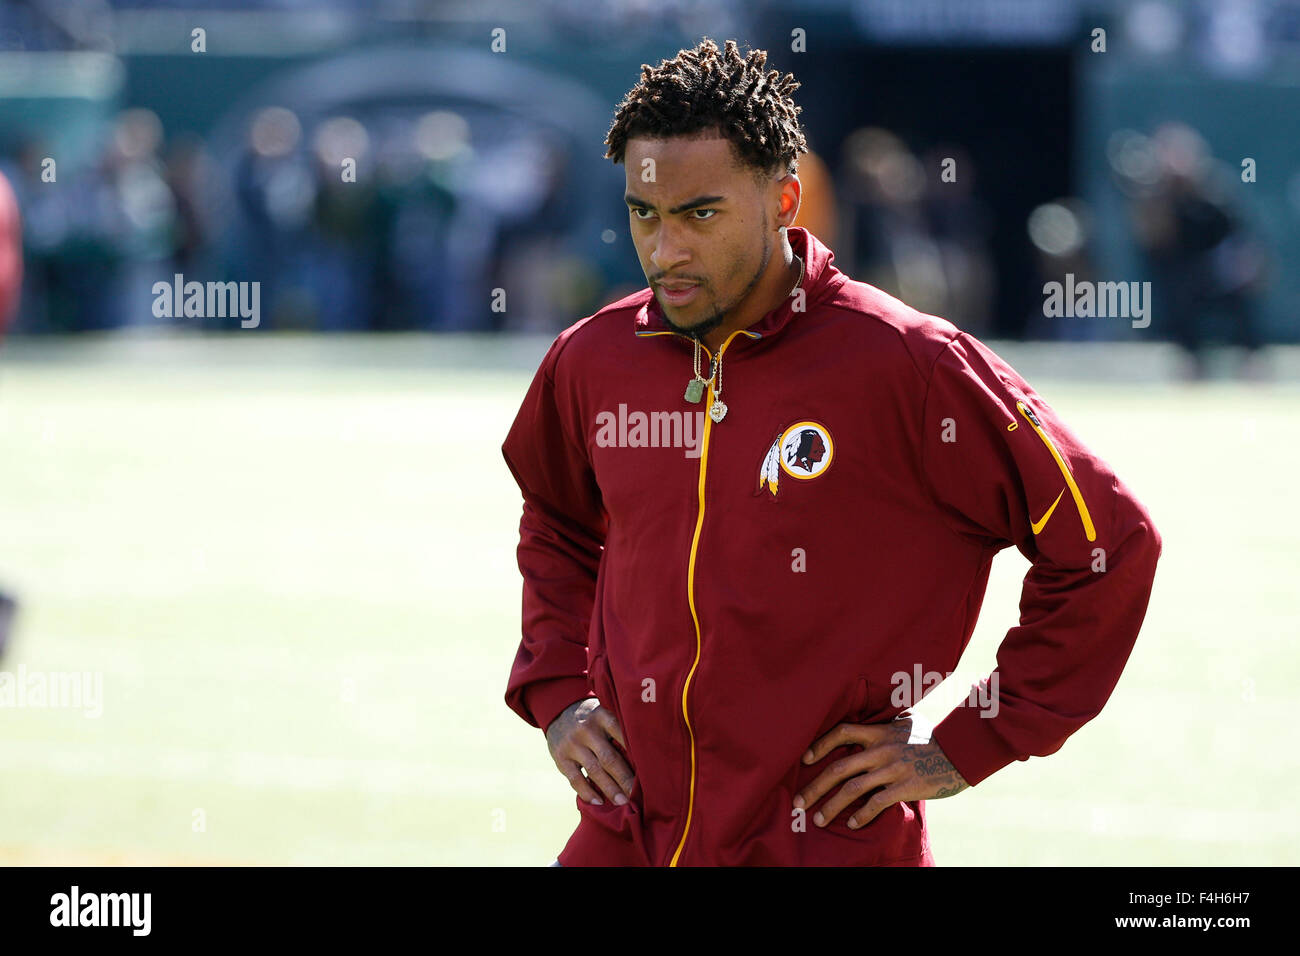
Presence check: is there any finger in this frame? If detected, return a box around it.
[588,738,635,797]
[793,748,880,811]
[814,764,903,827]
[593,708,628,750]
[557,758,603,805]
[577,751,628,806]
[802,722,883,765]
[847,785,911,830]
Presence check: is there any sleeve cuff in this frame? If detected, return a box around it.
[525,677,593,733]
[930,697,1024,787]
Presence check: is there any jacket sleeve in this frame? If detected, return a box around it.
[919,332,1162,786]
[501,333,608,732]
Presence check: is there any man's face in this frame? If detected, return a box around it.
[624,134,774,340]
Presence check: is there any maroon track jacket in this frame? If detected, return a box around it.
[502,227,1161,866]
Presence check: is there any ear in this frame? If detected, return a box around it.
[775,174,801,228]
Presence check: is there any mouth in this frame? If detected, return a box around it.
[657,282,701,306]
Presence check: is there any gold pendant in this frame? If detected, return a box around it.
[710,400,728,423]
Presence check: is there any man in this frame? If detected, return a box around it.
[501,38,1161,866]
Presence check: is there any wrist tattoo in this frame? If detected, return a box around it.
[913,751,970,797]
[912,754,952,777]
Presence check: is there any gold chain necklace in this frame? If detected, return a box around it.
[683,253,803,424]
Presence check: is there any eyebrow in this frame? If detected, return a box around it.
[624,193,726,215]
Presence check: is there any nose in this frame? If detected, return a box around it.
[650,226,690,276]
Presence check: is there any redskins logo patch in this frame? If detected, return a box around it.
[757,421,834,497]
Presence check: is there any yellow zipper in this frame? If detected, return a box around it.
[1016,400,1096,542]
[668,329,746,867]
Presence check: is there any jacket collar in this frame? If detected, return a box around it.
[634,226,844,342]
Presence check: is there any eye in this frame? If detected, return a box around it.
[631,207,655,220]
[692,209,717,220]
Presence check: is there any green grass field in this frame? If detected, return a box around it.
[1,334,1296,865]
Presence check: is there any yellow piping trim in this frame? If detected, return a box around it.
[1016,401,1096,542]
[635,328,763,339]
[668,329,746,867]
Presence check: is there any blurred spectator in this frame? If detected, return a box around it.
[1025,197,1103,341]
[1112,122,1268,378]
[6,136,122,332]
[839,127,994,335]
[165,133,221,278]
[382,109,476,332]
[303,115,380,330]
[919,143,995,336]
[104,108,179,329]
[3,109,182,332]
[231,106,315,329]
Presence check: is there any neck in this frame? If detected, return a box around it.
[699,236,801,355]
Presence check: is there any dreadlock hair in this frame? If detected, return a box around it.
[604,38,809,183]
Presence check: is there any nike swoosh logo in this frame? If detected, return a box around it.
[1031,488,1066,535]
[1017,401,1097,542]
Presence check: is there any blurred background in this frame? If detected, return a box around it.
[0,0,1296,865]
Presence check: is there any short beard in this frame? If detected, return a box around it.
[662,303,727,341]
[661,229,773,343]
